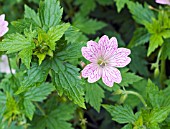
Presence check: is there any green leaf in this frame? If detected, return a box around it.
[24,5,41,27]
[18,47,33,69]
[117,68,142,87]
[0,33,35,54]
[75,0,96,16]
[47,23,70,50]
[73,13,106,34]
[128,28,150,48]
[23,99,35,120]
[127,2,155,25]
[103,104,137,124]
[24,83,55,102]
[97,0,113,5]
[147,34,163,56]
[85,83,104,112]
[161,39,170,60]
[65,26,88,44]
[30,103,75,129]
[56,42,84,61]
[129,46,149,76]
[115,0,129,13]
[39,0,63,29]
[122,124,132,129]
[51,58,85,108]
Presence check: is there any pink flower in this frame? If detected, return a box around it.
[81,35,131,87]
[155,0,170,5]
[0,14,8,37]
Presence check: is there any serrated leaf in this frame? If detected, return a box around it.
[127,2,155,25]
[117,68,142,87]
[73,13,106,34]
[122,124,132,129]
[128,28,150,48]
[115,0,129,12]
[103,104,137,124]
[51,58,85,108]
[30,103,75,129]
[85,83,104,112]
[0,33,34,54]
[24,83,55,102]
[19,47,33,69]
[129,46,149,76]
[47,23,70,50]
[161,39,170,60]
[24,5,41,27]
[147,34,163,56]
[75,0,96,16]
[39,0,63,29]
[23,99,35,120]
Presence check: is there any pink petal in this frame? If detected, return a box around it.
[102,66,122,87]
[0,14,5,22]
[81,41,100,63]
[107,48,131,67]
[0,14,8,37]
[98,35,118,59]
[81,63,102,83]
[156,0,170,5]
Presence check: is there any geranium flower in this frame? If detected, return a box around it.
[155,0,170,5]
[0,14,8,37]
[81,35,131,87]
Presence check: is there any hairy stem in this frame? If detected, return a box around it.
[125,91,147,107]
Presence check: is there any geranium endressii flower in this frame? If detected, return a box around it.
[155,0,170,5]
[81,35,131,87]
[0,14,8,37]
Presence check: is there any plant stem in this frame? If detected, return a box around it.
[7,55,14,76]
[160,59,166,89]
[34,102,46,116]
[125,90,147,107]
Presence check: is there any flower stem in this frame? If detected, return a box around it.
[124,90,147,107]
[160,59,166,89]
[7,55,14,76]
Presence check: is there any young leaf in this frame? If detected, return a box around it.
[24,5,41,27]
[103,104,137,124]
[47,23,70,50]
[51,58,85,108]
[39,0,63,29]
[85,83,104,112]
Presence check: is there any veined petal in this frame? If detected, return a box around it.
[98,35,118,59]
[81,63,102,83]
[156,0,170,5]
[102,66,122,87]
[107,48,131,67]
[81,41,100,62]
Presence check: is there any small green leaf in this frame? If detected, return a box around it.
[115,0,129,12]
[24,5,41,27]
[47,23,70,50]
[103,104,137,124]
[85,83,104,112]
[23,99,35,120]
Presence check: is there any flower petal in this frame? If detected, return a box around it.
[81,63,102,83]
[98,35,118,59]
[107,48,131,67]
[156,0,170,5]
[81,41,100,62]
[102,66,122,87]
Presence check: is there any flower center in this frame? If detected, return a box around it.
[97,59,106,68]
